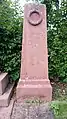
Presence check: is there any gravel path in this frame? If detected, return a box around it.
[0,99,14,119]
[11,101,54,119]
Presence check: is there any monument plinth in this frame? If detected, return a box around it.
[16,3,52,101]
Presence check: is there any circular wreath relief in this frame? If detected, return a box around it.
[27,10,43,26]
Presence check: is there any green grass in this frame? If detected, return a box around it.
[50,101,67,119]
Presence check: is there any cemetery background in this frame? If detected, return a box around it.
[0,0,67,119]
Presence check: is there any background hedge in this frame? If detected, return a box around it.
[0,0,67,82]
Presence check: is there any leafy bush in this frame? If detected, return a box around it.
[48,1,67,82]
[42,0,67,82]
[0,0,22,80]
[0,0,67,82]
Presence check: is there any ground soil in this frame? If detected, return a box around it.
[11,81,67,119]
[51,81,67,100]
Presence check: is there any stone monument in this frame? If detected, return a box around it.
[16,3,52,101]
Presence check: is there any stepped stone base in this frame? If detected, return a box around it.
[16,79,52,102]
[0,83,15,107]
[0,73,8,95]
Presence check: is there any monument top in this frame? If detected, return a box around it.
[24,3,46,8]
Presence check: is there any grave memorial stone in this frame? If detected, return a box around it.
[16,3,52,101]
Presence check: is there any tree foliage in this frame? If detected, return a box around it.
[42,0,67,82]
[0,0,22,80]
[0,0,67,82]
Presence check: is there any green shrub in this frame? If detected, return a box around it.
[0,0,67,82]
[0,0,22,80]
[47,1,67,82]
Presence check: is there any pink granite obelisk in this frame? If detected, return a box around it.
[16,3,52,101]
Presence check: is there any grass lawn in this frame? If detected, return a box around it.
[50,101,67,119]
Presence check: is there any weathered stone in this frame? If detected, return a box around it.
[16,3,52,101]
[0,73,9,95]
[0,99,14,119]
[0,83,15,107]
